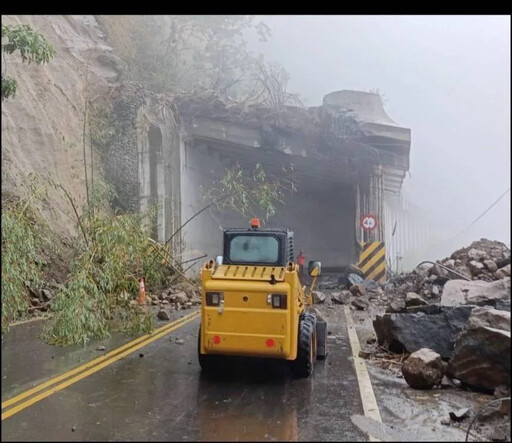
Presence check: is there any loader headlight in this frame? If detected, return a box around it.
[205,292,223,306]
[270,293,287,309]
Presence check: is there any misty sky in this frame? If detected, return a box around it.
[247,15,510,256]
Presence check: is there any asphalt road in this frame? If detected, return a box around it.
[2,308,367,441]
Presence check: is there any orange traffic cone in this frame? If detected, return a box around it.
[137,277,146,304]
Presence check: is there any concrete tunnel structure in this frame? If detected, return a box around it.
[107,87,412,278]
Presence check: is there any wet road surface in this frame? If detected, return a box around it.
[2,308,367,441]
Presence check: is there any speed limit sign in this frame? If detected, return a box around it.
[361,214,377,231]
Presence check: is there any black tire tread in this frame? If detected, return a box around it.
[292,313,317,377]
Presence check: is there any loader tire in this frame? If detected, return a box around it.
[292,313,317,377]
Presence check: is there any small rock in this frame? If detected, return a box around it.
[312,290,326,304]
[488,425,509,442]
[175,338,184,345]
[496,264,511,279]
[41,289,53,301]
[161,300,169,305]
[468,260,485,275]
[332,291,351,304]
[174,291,189,304]
[30,297,41,306]
[96,346,106,351]
[350,284,366,296]
[483,260,498,272]
[386,298,406,313]
[467,248,488,261]
[351,298,369,310]
[185,302,192,309]
[494,385,510,398]
[406,292,428,307]
[358,348,372,359]
[71,426,76,432]
[449,408,470,422]
[157,309,171,321]
[431,285,440,297]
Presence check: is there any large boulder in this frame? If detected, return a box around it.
[373,306,474,358]
[448,307,511,392]
[441,278,510,309]
[496,264,511,280]
[402,348,445,389]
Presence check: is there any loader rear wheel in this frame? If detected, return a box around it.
[292,313,317,377]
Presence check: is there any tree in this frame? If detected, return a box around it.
[101,15,273,103]
[201,162,296,222]
[1,24,56,100]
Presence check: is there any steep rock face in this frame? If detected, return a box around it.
[1,15,121,236]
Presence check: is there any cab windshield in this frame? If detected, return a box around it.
[228,235,279,264]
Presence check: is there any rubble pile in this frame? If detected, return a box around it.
[152,286,202,321]
[365,238,511,396]
[380,238,511,312]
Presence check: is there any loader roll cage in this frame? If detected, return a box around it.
[222,228,294,267]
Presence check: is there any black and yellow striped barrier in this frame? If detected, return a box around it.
[357,241,386,283]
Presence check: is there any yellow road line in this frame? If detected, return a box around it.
[344,306,383,442]
[2,311,199,415]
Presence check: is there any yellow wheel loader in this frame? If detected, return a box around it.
[198,218,327,377]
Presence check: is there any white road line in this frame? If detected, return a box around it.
[344,306,382,442]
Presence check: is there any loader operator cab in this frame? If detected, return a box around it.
[221,219,294,268]
[198,218,327,377]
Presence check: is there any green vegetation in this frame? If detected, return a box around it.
[1,24,56,100]
[1,178,52,335]
[96,15,300,107]
[42,181,169,346]
[201,162,296,222]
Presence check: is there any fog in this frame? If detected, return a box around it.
[247,15,510,257]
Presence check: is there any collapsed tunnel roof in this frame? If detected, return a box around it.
[107,82,411,194]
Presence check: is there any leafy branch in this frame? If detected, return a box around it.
[1,24,56,100]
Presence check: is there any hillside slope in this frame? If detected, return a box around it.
[1,15,122,236]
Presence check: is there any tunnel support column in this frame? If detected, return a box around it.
[355,167,387,282]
